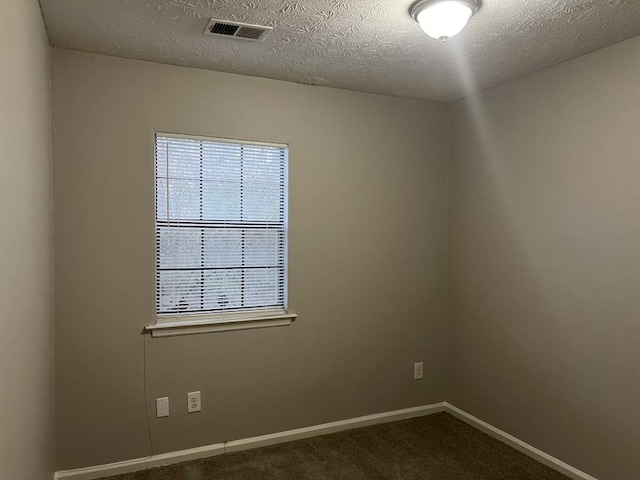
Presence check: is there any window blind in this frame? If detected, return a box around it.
[155,134,287,319]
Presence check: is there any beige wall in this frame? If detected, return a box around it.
[52,49,450,469]
[0,2,54,480]
[448,36,640,480]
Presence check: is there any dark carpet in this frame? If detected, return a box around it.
[103,413,569,480]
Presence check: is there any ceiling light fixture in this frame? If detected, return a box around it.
[410,0,480,42]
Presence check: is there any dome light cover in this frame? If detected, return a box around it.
[411,0,481,41]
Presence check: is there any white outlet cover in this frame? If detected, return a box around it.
[414,362,424,380]
[156,397,169,418]
[187,391,201,413]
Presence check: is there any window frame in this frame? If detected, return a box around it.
[148,132,295,336]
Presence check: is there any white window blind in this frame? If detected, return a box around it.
[155,134,288,320]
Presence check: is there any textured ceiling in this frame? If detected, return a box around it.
[39,0,640,102]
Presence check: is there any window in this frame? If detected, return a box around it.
[154,134,288,326]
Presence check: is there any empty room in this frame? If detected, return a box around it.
[1,1,639,479]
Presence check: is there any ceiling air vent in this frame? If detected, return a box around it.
[204,19,273,41]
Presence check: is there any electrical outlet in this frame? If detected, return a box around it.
[156,397,169,418]
[187,391,201,413]
[414,362,424,380]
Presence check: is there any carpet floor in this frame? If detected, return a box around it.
[103,412,569,480]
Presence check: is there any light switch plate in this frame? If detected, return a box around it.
[156,397,169,418]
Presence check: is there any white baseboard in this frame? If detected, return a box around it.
[444,403,598,480]
[225,402,446,453]
[55,402,597,480]
[54,443,226,480]
[54,402,446,480]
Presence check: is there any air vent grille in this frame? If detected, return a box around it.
[210,22,239,36]
[236,26,266,40]
[204,19,272,41]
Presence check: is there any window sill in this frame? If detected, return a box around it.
[145,312,298,337]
